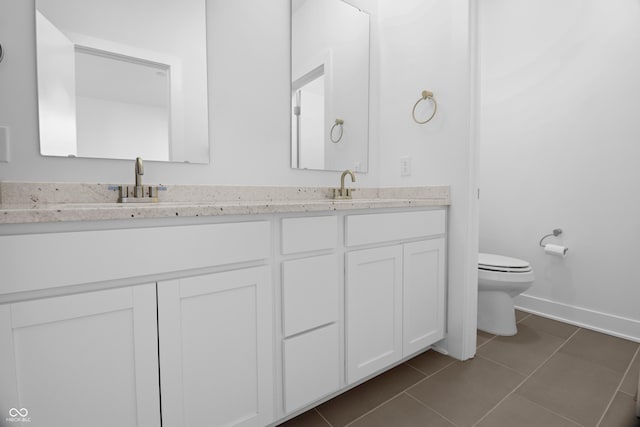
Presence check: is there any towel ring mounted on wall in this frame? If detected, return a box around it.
[330,118,344,143]
[0,44,4,63]
[412,90,437,124]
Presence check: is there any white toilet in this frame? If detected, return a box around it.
[477,253,534,336]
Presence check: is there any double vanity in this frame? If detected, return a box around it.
[0,182,449,427]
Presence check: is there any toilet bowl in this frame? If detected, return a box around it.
[477,253,534,336]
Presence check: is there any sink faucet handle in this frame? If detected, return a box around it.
[135,157,144,176]
[134,157,144,197]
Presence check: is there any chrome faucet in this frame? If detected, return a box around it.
[117,157,160,203]
[333,169,356,199]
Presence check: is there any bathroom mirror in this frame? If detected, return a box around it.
[35,0,209,163]
[291,0,370,172]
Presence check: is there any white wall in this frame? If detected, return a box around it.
[479,0,640,341]
[377,0,478,359]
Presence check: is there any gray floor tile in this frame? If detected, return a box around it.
[277,409,330,427]
[348,393,455,427]
[477,323,565,375]
[517,352,622,426]
[560,328,638,375]
[620,349,640,396]
[316,363,425,427]
[407,356,524,427]
[598,392,640,427]
[519,314,578,339]
[405,349,456,377]
[476,394,581,427]
[477,330,494,348]
[515,309,531,323]
[278,317,637,427]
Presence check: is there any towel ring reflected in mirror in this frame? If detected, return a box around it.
[330,118,344,143]
[412,90,437,124]
[0,44,4,63]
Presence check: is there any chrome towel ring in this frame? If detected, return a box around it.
[330,118,344,143]
[412,90,437,124]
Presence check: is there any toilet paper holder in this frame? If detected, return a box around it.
[539,228,563,247]
[539,228,569,257]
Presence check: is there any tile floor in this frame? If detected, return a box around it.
[279,311,640,427]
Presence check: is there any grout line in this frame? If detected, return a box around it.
[516,312,532,323]
[342,360,459,427]
[314,408,334,427]
[471,327,583,427]
[341,393,404,426]
[404,391,461,427]
[404,358,463,391]
[474,354,530,377]
[618,389,636,398]
[405,359,457,379]
[475,333,497,350]
[595,345,640,427]
[509,394,586,427]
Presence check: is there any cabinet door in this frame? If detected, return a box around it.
[0,285,160,427]
[157,267,273,427]
[403,239,446,356]
[346,245,403,384]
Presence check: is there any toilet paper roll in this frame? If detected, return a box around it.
[544,243,568,257]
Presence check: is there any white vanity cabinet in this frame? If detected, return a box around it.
[0,219,274,427]
[0,285,161,427]
[0,204,448,426]
[157,267,273,427]
[280,216,341,413]
[345,210,446,384]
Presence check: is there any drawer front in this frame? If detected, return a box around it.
[282,255,339,337]
[283,323,340,413]
[0,221,271,295]
[346,209,445,247]
[281,216,338,254]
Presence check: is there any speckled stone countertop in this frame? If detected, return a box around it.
[0,182,450,224]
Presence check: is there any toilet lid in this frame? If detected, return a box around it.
[478,253,532,273]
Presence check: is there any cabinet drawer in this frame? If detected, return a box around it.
[281,216,337,254]
[283,323,340,413]
[0,221,270,295]
[282,255,339,337]
[346,210,445,247]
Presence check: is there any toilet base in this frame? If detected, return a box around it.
[477,291,517,336]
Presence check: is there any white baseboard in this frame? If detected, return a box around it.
[515,294,640,343]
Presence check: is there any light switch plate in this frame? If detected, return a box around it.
[0,126,9,163]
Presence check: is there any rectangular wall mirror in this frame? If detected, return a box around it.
[35,0,210,163]
[291,0,370,172]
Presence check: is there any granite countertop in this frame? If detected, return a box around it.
[0,182,450,224]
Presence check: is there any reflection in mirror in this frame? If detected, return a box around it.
[291,0,370,172]
[35,0,209,163]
